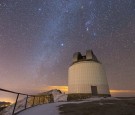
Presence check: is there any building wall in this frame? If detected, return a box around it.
[68,61,110,94]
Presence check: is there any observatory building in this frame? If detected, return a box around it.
[68,50,110,97]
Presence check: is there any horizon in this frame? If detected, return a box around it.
[0,86,135,103]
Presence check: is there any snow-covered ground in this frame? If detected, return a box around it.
[0,88,118,115]
[18,102,66,115]
[18,97,119,115]
[0,89,67,115]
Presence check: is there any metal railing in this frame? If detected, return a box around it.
[0,88,53,115]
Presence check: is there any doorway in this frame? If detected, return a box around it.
[91,86,98,96]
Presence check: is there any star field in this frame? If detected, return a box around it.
[0,0,135,94]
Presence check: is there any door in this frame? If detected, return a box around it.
[91,86,98,96]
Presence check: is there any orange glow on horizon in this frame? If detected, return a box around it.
[40,86,68,93]
[1,87,135,103]
[110,90,135,93]
[0,97,14,103]
[39,86,135,95]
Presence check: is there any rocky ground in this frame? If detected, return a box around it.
[59,97,135,115]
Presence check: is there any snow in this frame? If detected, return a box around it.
[18,102,65,115]
[51,90,67,102]
[18,97,119,115]
[0,94,118,115]
[83,96,120,101]
[0,89,67,115]
[41,89,67,102]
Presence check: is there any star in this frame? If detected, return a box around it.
[60,43,64,47]
[86,27,89,31]
[93,32,96,36]
[38,8,42,11]
[81,5,84,9]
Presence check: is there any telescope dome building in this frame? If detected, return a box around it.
[68,50,110,97]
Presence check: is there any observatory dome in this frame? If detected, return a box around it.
[68,50,110,97]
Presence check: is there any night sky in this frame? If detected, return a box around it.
[0,0,135,97]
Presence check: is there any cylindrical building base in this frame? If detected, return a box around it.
[68,61,110,96]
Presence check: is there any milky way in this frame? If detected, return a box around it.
[0,0,135,94]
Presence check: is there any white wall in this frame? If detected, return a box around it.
[68,61,110,94]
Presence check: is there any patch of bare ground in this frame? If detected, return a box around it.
[59,97,135,115]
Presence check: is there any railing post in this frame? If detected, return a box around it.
[42,96,44,104]
[32,96,35,106]
[12,93,19,115]
[41,96,43,104]
[25,95,28,109]
[48,95,50,103]
[43,96,45,104]
[39,97,40,104]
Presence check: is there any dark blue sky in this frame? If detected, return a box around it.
[0,0,135,94]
